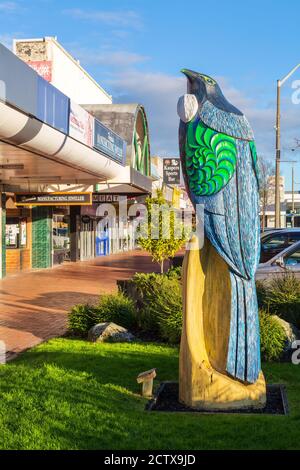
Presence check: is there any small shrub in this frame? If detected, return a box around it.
[265,274,300,327]
[68,304,99,337]
[68,292,137,336]
[130,272,182,342]
[166,266,182,280]
[256,280,268,309]
[158,303,182,344]
[259,309,286,362]
[96,291,137,330]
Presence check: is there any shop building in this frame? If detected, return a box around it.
[0,38,153,277]
[13,36,112,105]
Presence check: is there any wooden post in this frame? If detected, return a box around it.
[179,235,266,410]
[137,369,157,397]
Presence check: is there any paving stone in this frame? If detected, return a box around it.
[0,250,163,358]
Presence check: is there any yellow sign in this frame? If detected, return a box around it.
[172,187,181,209]
[15,192,92,207]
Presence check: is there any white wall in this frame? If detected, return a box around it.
[14,37,112,105]
[49,39,112,105]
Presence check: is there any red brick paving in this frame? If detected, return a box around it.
[0,250,163,359]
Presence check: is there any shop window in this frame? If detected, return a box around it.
[53,213,70,250]
[6,218,27,249]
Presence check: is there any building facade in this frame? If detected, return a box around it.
[0,37,152,277]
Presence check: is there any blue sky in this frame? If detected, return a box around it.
[1,0,300,188]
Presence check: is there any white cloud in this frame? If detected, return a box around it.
[0,34,13,49]
[108,69,300,161]
[0,1,17,11]
[0,32,23,49]
[64,9,143,30]
[108,70,186,157]
[71,48,149,68]
[65,44,296,161]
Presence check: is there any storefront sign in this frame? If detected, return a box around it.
[69,101,94,147]
[94,120,126,165]
[20,219,27,247]
[15,193,92,206]
[163,158,181,185]
[92,194,123,203]
[27,60,52,82]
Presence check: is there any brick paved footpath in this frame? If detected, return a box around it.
[0,250,164,359]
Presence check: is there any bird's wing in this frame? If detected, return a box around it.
[182,118,260,279]
[185,116,237,196]
[199,100,254,141]
[249,140,260,187]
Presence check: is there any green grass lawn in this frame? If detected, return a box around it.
[0,338,300,450]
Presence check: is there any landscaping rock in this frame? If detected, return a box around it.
[88,322,135,343]
[272,315,300,360]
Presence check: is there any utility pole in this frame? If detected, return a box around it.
[274,63,300,228]
[275,81,281,227]
[292,165,295,226]
[281,160,297,227]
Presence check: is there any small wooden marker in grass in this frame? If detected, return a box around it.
[137,368,157,397]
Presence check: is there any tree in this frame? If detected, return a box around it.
[259,158,274,232]
[137,189,189,273]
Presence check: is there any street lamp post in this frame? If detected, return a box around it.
[275,63,300,228]
[280,160,297,227]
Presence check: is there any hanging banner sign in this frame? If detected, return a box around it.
[163,158,181,185]
[69,101,94,147]
[94,119,126,165]
[15,192,92,206]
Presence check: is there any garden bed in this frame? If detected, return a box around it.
[147,382,289,415]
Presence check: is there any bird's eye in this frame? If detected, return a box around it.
[200,75,216,85]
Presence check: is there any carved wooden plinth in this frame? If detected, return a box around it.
[179,236,266,410]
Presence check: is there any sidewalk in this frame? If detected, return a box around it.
[0,250,161,359]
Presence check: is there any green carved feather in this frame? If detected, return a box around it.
[249,140,260,187]
[185,118,237,196]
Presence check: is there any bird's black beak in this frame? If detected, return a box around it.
[181,69,198,93]
[181,69,198,80]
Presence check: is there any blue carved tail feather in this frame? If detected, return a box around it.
[226,272,261,384]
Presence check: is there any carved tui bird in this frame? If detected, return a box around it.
[178,69,261,384]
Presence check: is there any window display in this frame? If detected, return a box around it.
[6,218,20,248]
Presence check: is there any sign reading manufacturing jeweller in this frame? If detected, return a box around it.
[94,119,126,165]
[15,193,92,206]
[163,158,181,185]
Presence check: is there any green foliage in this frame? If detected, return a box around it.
[68,292,137,336]
[256,280,268,309]
[259,274,300,327]
[259,310,286,362]
[68,304,99,337]
[137,189,189,273]
[1,339,300,449]
[96,292,137,330]
[165,265,182,280]
[130,272,183,343]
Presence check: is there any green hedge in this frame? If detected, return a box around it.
[68,292,137,336]
[130,272,182,343]
[68,304,99,337]
[257,274,300,328]
[259,310,286,362]
[68,269,296,362]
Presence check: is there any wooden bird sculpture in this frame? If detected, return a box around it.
[178,69,266,410]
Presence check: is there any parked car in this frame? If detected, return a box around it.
[256,240,300,281]
[260,229,300,263]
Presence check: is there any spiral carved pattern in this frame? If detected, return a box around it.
[185,118,237,196]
